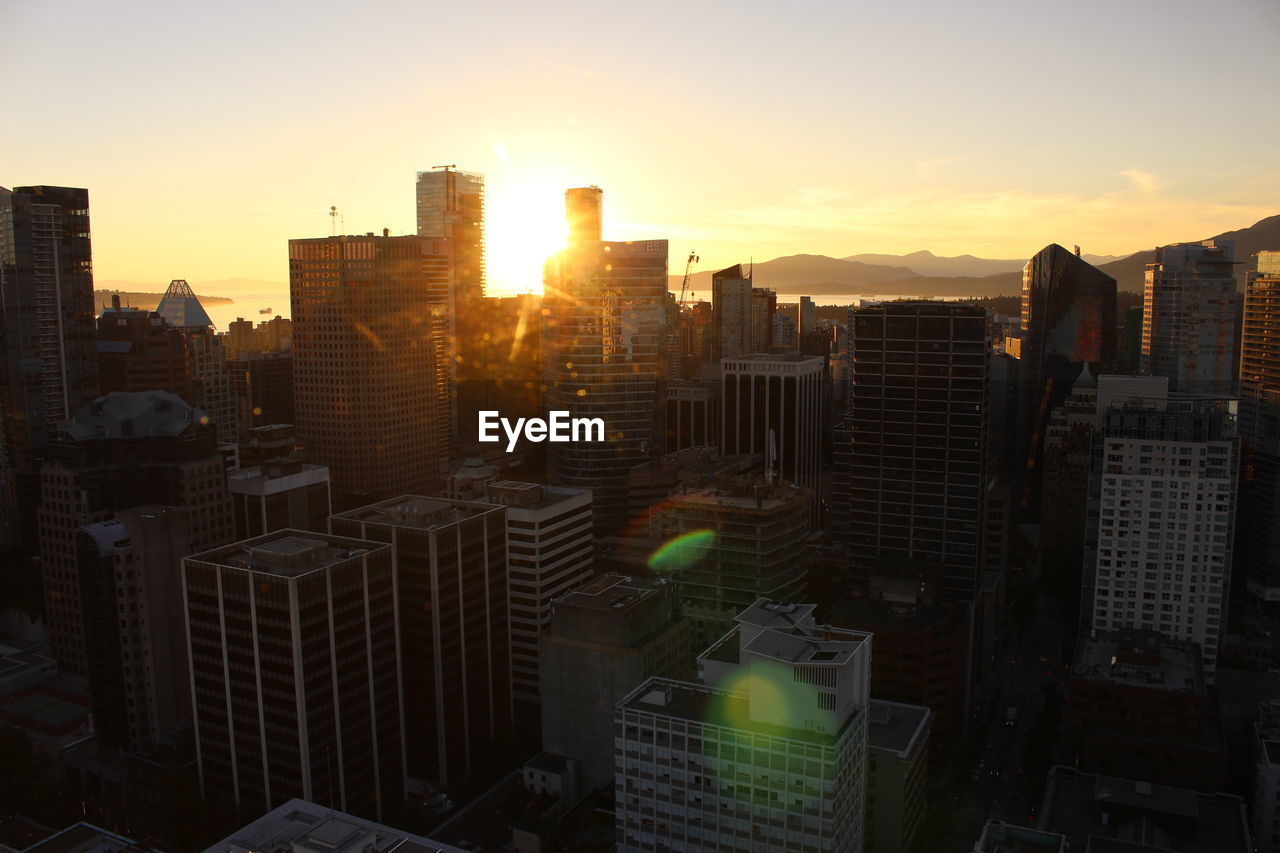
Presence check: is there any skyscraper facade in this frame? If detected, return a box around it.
[711,265,753,361]
[836,301,990,602]
[0,185,99,545]
[289,234,452,508]
[416,167,484,303]
[183,530,405,820]
[542,189,668,533]
[1141,240,1238,395]
[329,495,511,787]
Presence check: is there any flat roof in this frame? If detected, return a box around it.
[555,572,667,613]
[620,677,856,746]
[332,495,501,530]
[1074,629,1202,693]
[203,797,464,853]
[867,699,931,757]
[189,530,387,578]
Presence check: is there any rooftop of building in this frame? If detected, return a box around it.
[62,391,209,442]
[619,677,855,746]
[0,639,57,696]
[0,683,90,738]
[721,352,824,364]
[1041,766,1249,853]
[202,798,464,853]
[17,821,147,853]
[974,819,1068,852]
[189,530,387,578]
[553,572,669,614]
[331,495,501,530]
[227,459,329,493]
[524,752,574,775]
[867,699,931,757]
[664,477,810,513]
[485,480,590,511]
[155,279,214,329]
[700,601,872,679]
[1073,629,1203,694]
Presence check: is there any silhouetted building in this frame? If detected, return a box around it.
[289,234,452,508]
[664,379,721,451]
[76,506,193,752]
[542,189,667,533]
[1017,244,1116,504]
[1064,630,1224,792]
[721,352,824,515]
[656,476,811,649]
[228,458,331,538]
[0,185,99,545]
[711,265,752,361]
[866,700,930,853]
[1254,701,1280,853]
[564,185,603,246]
[330,495,510,787]
[540,573,692,793]
[38,391,233,675]
[183,530,404,820]
[227,350,294,434]
[1041,766,1250,852]
[95,298,191,401]
[1141,240,1239,395]
[1239,251,1280,608]
[836,301,990,602]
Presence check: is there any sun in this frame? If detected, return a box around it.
[485,172,572,297]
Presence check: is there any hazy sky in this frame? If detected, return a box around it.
[3,0,1278,296]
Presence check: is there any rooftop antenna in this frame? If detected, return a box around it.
[329,206,343,237]
[433,164,456,171]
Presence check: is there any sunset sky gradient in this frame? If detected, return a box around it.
[3,0,1278,296]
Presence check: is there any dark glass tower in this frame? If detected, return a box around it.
[0,185,99,545]
[1239,251,1280,608]
[1017,244,1116,507]
[835,301,990,602]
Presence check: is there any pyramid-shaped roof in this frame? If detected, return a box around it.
[155,279,214,328]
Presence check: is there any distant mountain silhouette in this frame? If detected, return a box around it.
[1092,213,1280,291]
[668,253,916,299]
[841,249,1129,278]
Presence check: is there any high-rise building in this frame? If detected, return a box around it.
[835,301,990,601]
[95,297,191,401]
[38,391,233,675]
[183,530,404,820]
[656,476,811,649]
[711,265,753,361]
[76,505,193,752]
[664,379,722,451]
[416,167,484,303]
[751,286,777,352]
[540,573,693,794]
[0,185,99,545]
[616,600,871,853]
[1017,244,1117,502]
[721,353,824,510]
[329,495,510,787]
[1141,240,1239,395]
[484,481,593,707]
[226,350,294,434]
[228,458,331,538]
[799,296,816,336]
[564,185,603,246]
[289,234,452,508]
[155,279,238,445]
[1254,700,1280,853]
[1085,393,1237,681]
[865,700,930,853]
[542,189,667,533]
[1239,251,1280,608]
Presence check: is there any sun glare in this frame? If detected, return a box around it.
[485,173,571,297]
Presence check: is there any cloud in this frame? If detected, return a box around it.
[917,156,962,178]
[1118,168,1159,194]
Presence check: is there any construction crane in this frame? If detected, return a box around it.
[678,251,700,307]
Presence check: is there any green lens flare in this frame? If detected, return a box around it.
[647,528,715,572]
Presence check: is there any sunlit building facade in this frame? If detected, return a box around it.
[289,234,452,507]
[1239,251,1280,606]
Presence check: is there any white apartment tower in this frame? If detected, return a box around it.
[1087,393,1237,681]
[615,600,871,852]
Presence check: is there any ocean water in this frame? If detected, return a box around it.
[203,290,291,332]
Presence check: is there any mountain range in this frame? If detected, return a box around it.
[667,213,1280,300]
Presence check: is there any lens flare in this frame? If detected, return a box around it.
[647,528,715,572]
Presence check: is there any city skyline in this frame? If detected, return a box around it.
[3,0,1279,294]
